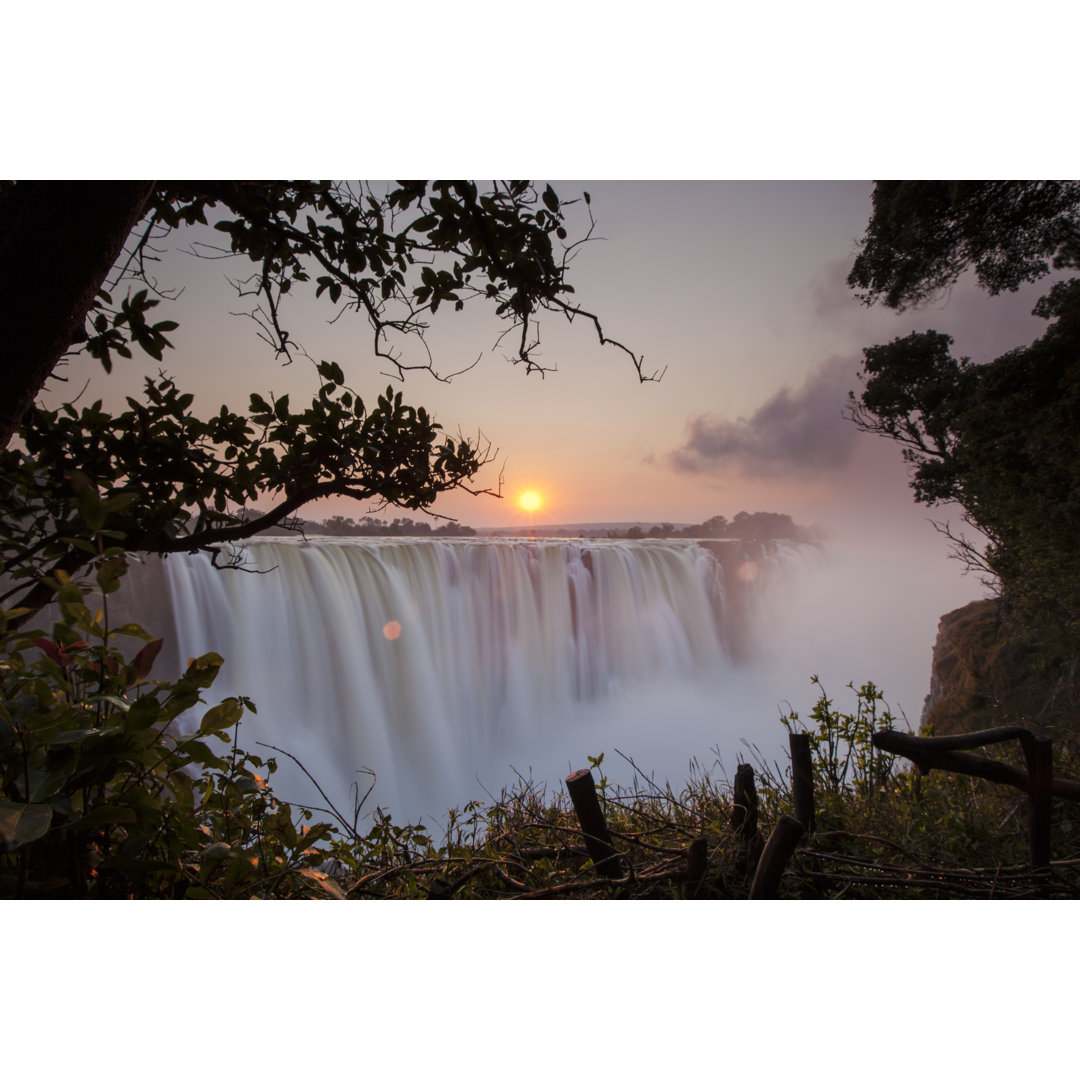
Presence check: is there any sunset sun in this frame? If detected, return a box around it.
[519,490,542,512]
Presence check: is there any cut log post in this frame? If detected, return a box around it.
[731,763,762,878]
[749,815,805,900]
[1025,736,1053,870]
[731,763,758,839]
[565,769,621,878]
[789,731,815,834]
[684,836,708,899]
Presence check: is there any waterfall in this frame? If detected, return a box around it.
[127,537,812,822]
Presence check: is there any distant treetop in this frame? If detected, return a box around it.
[609,511,814,542]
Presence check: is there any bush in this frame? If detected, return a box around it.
[0,562,343,899]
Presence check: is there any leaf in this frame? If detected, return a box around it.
[317,361,345,386]
[125,697,161,731]
[26,760,76,802]
[75,480,106,532]
[95,556,128,594]
[542,185,559,213]
[131,638,165,682]
[183,652,225,689]
[0,802,53,850]
[178,737,227,770]
[109,623,155,642]
[298,866,345,899]
[199,698,243,736]
[34,638,62,664]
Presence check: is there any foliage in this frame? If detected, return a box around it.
[781,677,898,799]
[80,181,641,382]
[848,182,1080,647]
[0,180,649,624]
[0,563,343,899]
[315,677,1080,900]
[847,180,1080,310]
[7,643,1079,898]
[1,372,485,622]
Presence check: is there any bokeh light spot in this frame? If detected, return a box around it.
[738,560,759,582]
[382,620,402,640]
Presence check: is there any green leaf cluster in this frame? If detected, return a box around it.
[0,568,341,899]
[1,372,486,623]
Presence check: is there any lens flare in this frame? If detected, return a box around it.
[738,560,759,582]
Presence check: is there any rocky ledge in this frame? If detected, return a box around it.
[921,598,1078,739]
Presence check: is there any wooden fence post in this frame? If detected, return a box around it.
[684,836,708,899]
[565,769,621,878]
[749,815,805,900]
[789,731,815,834]
[731,763,758,838]
[731,763,762,878]
[1026,736,1053,870]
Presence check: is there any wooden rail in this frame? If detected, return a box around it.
[872,726,1080,870]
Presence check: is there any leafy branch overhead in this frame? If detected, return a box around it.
[848,180,1080,310]
[83,180,657,384]
[0,180,653,624]
[1,368,490,621]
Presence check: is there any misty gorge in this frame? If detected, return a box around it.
[118,535,828,823]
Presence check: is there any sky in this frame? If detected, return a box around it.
[62,178,1052,542]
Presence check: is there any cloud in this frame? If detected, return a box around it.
[669,356,859,477]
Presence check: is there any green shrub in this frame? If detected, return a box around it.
[0,564,343,899]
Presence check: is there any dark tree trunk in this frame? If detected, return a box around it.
[0,180,157,447]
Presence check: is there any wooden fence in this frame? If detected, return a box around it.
[871,726,1080,869]
[557,725,1080,899]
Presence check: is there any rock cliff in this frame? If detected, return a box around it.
[921,598,1079,739]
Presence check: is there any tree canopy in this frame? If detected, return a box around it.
[0,181,649,622]
[847,180,1080,310]
[848,181,1080,641]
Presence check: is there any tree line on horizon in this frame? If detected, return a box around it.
[606,510,817,542]
[261,508,815,542]
[266,513,477,537]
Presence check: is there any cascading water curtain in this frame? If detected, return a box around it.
[134,537,808,822]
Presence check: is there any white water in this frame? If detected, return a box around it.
[133,537,814,823]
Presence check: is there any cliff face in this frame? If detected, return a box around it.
[921,598,1079,739]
